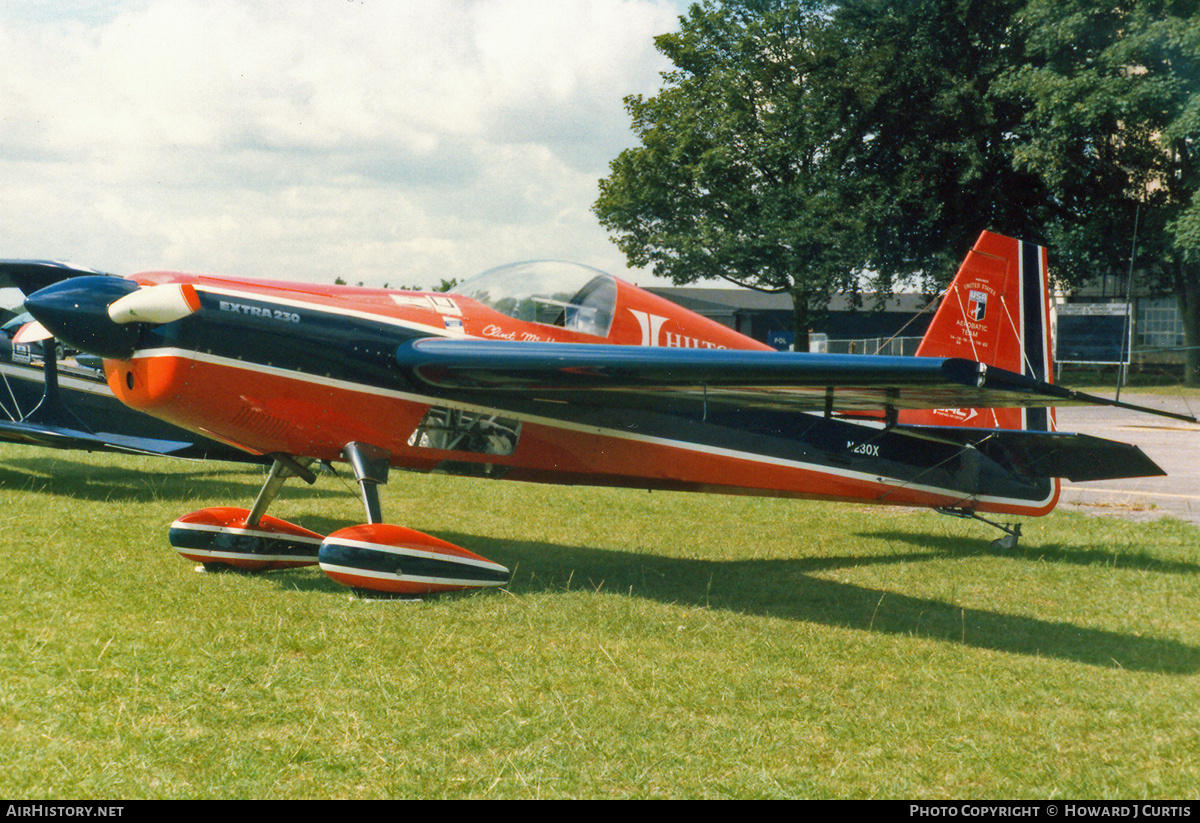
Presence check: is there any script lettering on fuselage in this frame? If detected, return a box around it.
[481,324,546,342]
[628,309,726,349]
[218,300,300,323]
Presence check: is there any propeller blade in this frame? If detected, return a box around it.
[11,320,53,344]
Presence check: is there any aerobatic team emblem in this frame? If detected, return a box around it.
[968,290,988,321]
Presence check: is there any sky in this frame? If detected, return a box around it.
[0,0,694,289]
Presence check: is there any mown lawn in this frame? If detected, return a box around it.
[1,445,1197,798]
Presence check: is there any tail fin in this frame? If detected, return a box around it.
[901,231,1054,431]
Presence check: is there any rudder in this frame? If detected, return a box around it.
[901,231,1054,431]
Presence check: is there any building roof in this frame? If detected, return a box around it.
[645,287,934,315]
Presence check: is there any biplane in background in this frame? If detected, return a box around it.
[22,232,1193,597]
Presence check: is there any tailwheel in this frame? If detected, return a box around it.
[169,506,324,571]
[318,523,510,596]
[935,506,1022,550]
[991,529,1021,551]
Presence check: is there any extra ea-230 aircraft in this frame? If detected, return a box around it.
[21,231,1194,597]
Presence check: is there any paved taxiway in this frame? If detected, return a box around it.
[1055,393,1200,526]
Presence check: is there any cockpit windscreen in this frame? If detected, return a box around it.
[455,261,616,338]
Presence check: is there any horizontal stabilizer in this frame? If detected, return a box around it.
[897,425,1166,481]
[0,419,194,457]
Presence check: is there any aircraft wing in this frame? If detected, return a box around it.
[395,339,1196,423]
[0,260,111,295]
[0,418,196,456]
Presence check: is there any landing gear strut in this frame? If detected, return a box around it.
[935,506,1022,550]
[166,442,510,595]
[343,442,388,524]
[319,442,510,596]
[169,453,324,572]
[248,454,317,525]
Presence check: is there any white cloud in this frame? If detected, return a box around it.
[0,0,687,287]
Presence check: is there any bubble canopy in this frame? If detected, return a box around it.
[455,261,617,338]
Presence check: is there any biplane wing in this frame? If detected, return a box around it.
[0,418,195,456]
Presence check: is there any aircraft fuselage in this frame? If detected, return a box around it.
[96,273,1057,516]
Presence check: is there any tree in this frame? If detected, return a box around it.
[596,0,1058,343]
[594,0,885,350]
[831,0,1053,287]
[600,0,1200,381]
[1000,0,1200,383]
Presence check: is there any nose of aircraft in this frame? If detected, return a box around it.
[25,276,143,359]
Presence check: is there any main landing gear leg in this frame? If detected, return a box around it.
[935,506,1023,551]
[342,442,389,524]
[167,453,325,572]
[248,454,317,526]
[168,443,511,597]
[316,442,511,597]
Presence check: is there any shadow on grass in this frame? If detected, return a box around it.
[867,530,1200,577]
[145,515,1200,674]
[0,456,338,505]
[7,453,1197,673]
[449,531,1200,675]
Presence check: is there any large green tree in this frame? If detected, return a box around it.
[600,0,1200,380]
[832,0,1053,286]
[1000,0,1200,383]
[593,0,884,349]
[596,0,1055,344]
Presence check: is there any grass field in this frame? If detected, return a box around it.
[1,443,1198,799]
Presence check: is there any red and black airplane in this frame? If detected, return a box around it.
[21,231,1192,596]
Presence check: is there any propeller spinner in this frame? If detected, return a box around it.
[25,277,200,360]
